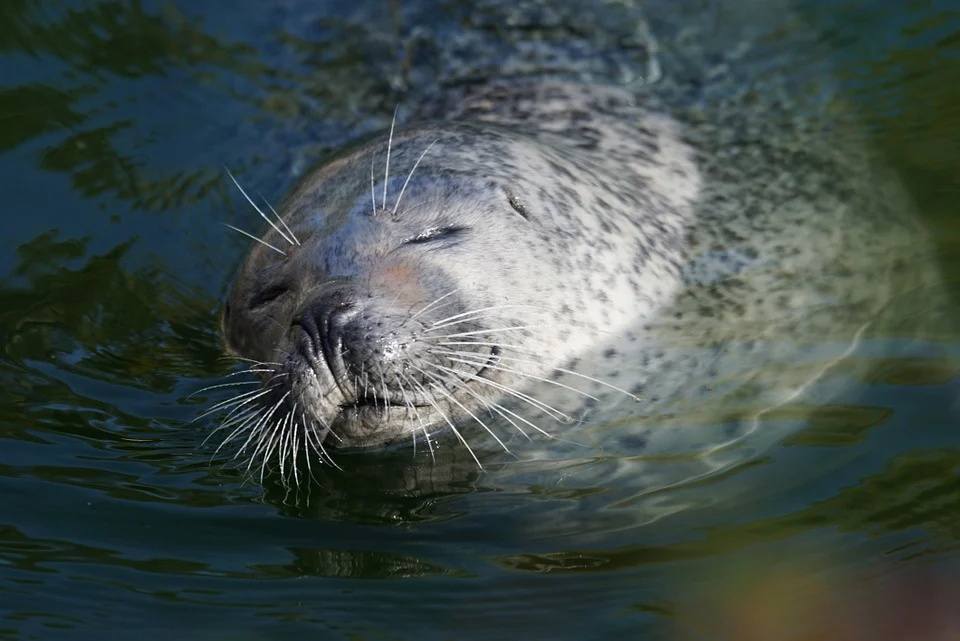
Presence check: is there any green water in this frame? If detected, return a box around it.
[1,1,959,639]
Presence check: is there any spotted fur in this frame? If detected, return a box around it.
[218,4,941,485]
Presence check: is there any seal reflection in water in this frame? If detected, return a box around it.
[216,24,940,486]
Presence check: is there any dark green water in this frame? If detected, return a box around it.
[2,1,959,639]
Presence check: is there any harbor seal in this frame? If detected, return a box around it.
[216,3,941,484]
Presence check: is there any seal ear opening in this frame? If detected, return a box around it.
[505,187,533,222]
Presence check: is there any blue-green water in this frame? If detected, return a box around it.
[2,1,959,639]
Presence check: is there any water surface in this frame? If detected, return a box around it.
[2,1,959,639]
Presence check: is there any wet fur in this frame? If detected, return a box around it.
[214,9,941,488]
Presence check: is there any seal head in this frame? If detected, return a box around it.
[223,101,700,454]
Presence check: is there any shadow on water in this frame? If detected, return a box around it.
[1,0,960,639]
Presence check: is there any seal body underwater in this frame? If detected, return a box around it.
[218,2,942,482]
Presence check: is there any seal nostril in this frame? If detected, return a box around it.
[299,309,323,360]
[300,299,359,378]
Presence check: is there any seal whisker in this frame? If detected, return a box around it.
[427,304,543,329]
[419,369,513,457]
[423,361,572,422]
[206,402,260,439]
[394,375,418,457]
[213,393,286,460]
[313,421,343,469]
[435,351,602,402]
[220,356,283,367]
[378,362,392,414]
[223,223,286,256]
[197,380,281,415]
[187,380,259,400]
[434,340,543,357]
[214,390,279,425]
[259,193,299,246]
[197,385,278,420]
[399,372,437,462]
[415,365,517,453]
[370,150,377,217]
[550,366,641,402]
[276,410,293,482]
[437,347,632,403]
[424,325,539,338]
[242,391,289,465]
[381,104,398,210]
[285,412,300,488]
[421,366,539,442]
[302,421,326,470]
[225,168,295,247]
[191,366,277,397]
[413,378,483,469]
[288,414,302,489]
[252,421,284,486]
[296,416,321,486]
[209,390,278,429]
[237,406,278,467]
[207,406,262,454]
[392,138,440,215]
[409,289,460,321]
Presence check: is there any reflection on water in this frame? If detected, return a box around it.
[1,0,959,639]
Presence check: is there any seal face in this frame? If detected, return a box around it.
[222,93,702,462]
[219,71,940,477]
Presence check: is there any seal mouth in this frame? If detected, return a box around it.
[332,344,503,418]
[286,303,509,446]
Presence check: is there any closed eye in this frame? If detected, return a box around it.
[404,226,467,244]
[249,283,291,309]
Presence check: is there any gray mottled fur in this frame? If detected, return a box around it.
[221,0,942,488]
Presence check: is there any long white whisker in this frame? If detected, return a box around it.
[242,391,289,462]
[312,421,342,470]
[415,366,513,456]
[190,367,277,397]
[211,412,262,459]
[259,193,299,246]
[420,366,541,441]
[225,168,295,247]
[435,340,542,356]
[424,325,538,338]
[413,379,482,468]
[187,380,259,400]
[439,346,640,401]
[212,404,266,443]
[370,150,378,216]
[223,223,285,256]
[424,358,585,454]
[398,372,437,462]
[207,406,261,452]
[423,361,572,422]
[210,389,281,434]
[437,351,601,402]
[222,356,283,367]
[197,385,277,420]
[278,411,294,484]
[410,289,460,321]
[382,105,398,210]
[393,138,439,214]
[428,304,539,328]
